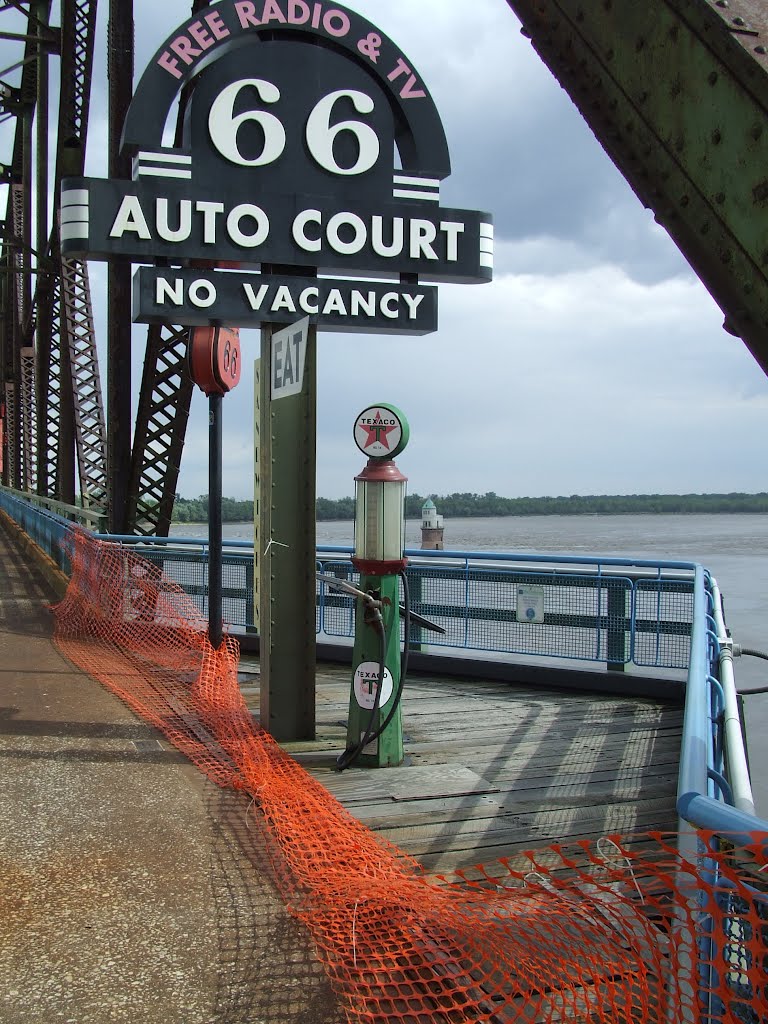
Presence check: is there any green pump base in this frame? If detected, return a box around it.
[344,573,403,768]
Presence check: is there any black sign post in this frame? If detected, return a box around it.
[61,1,493,740]
[208,390,224,649]
[188,325,242,648]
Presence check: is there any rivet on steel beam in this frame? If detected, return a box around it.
[755,45,767,55]
[708,71,718,85]
[712,129,722,144]
[715,192,726,204]
[733,16,746,26]
[715,0,729,8]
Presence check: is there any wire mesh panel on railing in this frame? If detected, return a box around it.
[50,528,768,1024]
[317,560,359,637]
[403,565,635,666]
[132,546,254,629]
[634,578,694,669]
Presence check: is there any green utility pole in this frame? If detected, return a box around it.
[259,316,317,742]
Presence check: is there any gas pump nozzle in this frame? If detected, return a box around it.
[316,572,446,634]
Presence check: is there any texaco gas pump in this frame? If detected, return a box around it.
[317,404,444,769]
[342,403,410,768]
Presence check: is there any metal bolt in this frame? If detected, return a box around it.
[716,0,729,7]
[708,71,718,85]
[733,16,746,26]
[755,45,767,55]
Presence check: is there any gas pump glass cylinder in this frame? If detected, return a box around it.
[353,459,407,575]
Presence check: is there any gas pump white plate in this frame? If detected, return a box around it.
[354,405,406,459]
[354,662,394,710]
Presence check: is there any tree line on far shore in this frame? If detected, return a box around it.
[171,491,768,523]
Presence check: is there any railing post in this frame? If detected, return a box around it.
[407,567,424,653]
[607,582,627,672]
[245,557,256,633]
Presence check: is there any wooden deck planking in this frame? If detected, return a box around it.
[240,659,683,874]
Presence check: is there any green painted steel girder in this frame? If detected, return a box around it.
[506,0,768,375]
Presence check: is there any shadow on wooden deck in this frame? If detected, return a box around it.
[240,661,683,876]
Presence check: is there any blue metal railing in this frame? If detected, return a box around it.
[0,487,75,575]
[93,536,697,670]
[316,546,699,670]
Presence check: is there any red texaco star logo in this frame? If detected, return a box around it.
[361,410,397,449]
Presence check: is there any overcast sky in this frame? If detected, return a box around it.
[2,0,767,501]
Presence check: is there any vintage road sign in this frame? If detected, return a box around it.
[60,0,493,334]
[271,317,308,399]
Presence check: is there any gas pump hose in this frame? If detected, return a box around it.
[733,645,768,695]
[335,572,411,771]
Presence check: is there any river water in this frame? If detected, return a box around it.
[172,513,768,816]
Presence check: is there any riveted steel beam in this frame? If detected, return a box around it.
[60,256,107,510]
[19,343,34,488]
[36,0,102,508]
[106,0,133,533]
[506,0,768,374]
[4,380,17,485]
[126,1,210,536]
[126,323,194,537]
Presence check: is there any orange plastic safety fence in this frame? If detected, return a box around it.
[53,529,768,1024]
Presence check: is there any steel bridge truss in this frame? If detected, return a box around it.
[0,0,201,536]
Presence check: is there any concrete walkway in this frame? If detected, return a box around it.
[0,514,339,1024]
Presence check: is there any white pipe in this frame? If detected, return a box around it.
[709,576,756,816]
